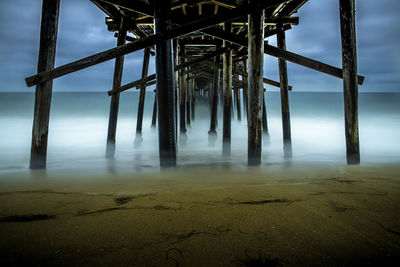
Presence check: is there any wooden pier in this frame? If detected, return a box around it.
[26,0,364,168]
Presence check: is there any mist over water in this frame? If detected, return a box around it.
[0,92,399,174]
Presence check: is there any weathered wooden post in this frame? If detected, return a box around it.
[30,0,60,169]
[186,69,191,127]
[209,56,220,146]
[105,28,127,158]
[339,0,360,164]
[242,59,249,121]
[191,79,195,121]
[247,9,265,166]
[179,43,188,145]
[262,92,270,144]
[154,0,177,167]
[151,89,157,127]
[277,25,292,158]
[222,22,233,158]
[134,48,151,146]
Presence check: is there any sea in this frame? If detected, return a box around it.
[0,92,399,174]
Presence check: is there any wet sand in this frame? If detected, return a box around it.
[0,164,400,266]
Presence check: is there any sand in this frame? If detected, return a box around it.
[0,163,400,266]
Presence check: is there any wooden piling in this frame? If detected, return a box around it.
[222,22,232,158]
[277,26,292,158]
[209,56,220,145]
[262,93,270,144]
[186,70,191,127]
[190,79,195,121]
[179,43,187,141]
[247,9,265,166]
[151,90,157,127]
[135,48,151,144]
[154,0,177,167]
[339,0,360,164]
[106,29,127,158]
[242,59,249,121]
[30,0,60,169]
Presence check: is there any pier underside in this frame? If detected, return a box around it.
[26,0,363,168]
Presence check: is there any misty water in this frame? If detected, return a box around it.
[0,92,399,174]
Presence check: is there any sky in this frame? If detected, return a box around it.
[0,0,399,93]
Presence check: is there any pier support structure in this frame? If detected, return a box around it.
[222,22,232,158]
[154,0,177,167]
[30,0,60,169]
[106,28,127,158]
[339,0,360,164]
[277,25,292,158]
[247,9,265,166]
[179,42,188,145]
[134,48,151,146]
[209,56,220,146]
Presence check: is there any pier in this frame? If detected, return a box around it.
[26,0,364,169]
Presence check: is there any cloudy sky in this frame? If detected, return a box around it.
[0,0,399,93]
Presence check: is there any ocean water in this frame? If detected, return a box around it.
[0,92,399,173]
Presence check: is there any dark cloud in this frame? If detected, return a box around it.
[0,0,399,92]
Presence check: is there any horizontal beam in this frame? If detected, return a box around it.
[108,73,156,95]
[181,54,291,90]
[201,26,365,85]
[175,46,230,71]
[26,0,287,87]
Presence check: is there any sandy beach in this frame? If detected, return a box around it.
[0,163,399,266]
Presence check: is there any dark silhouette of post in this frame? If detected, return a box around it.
[151,89,157,127]
[135,48,151,146]
[222,22,232,158]
[186,71,191,127]
[247,9,265,166]
[179,43,188,146]
[154,0,177,167]
[242,59,249,121]
[190,79,195,121]
[30,0,60,169]
[106,29,127,158]
[339,0,360,164]
[209,56,220,146]
[262,92,270,144]
[277,25,292,158]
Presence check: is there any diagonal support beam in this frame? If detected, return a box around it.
[201,27,365,85]
[26,0,288,87]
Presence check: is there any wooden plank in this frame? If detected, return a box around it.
[340,0,360,164]
[26,0,288,87]
[30,0,60,169]
[247,9,264,166]
[277,27,292,158]
[201,26,365,85]
[106,29,127,158]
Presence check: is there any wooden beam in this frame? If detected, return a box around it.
[154,0,177,167]
[222,22,232,158]
[109,74,155,95]
[180,54,292,90]
[105,29,127,159]
[175,46,230,71]
[201,26,365,85]
[247,9,264,166]
[135,48,151,141]
[340,0,360,164]
[30,0,60,169]
[277,27,292,158]
[26,0,288,87]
